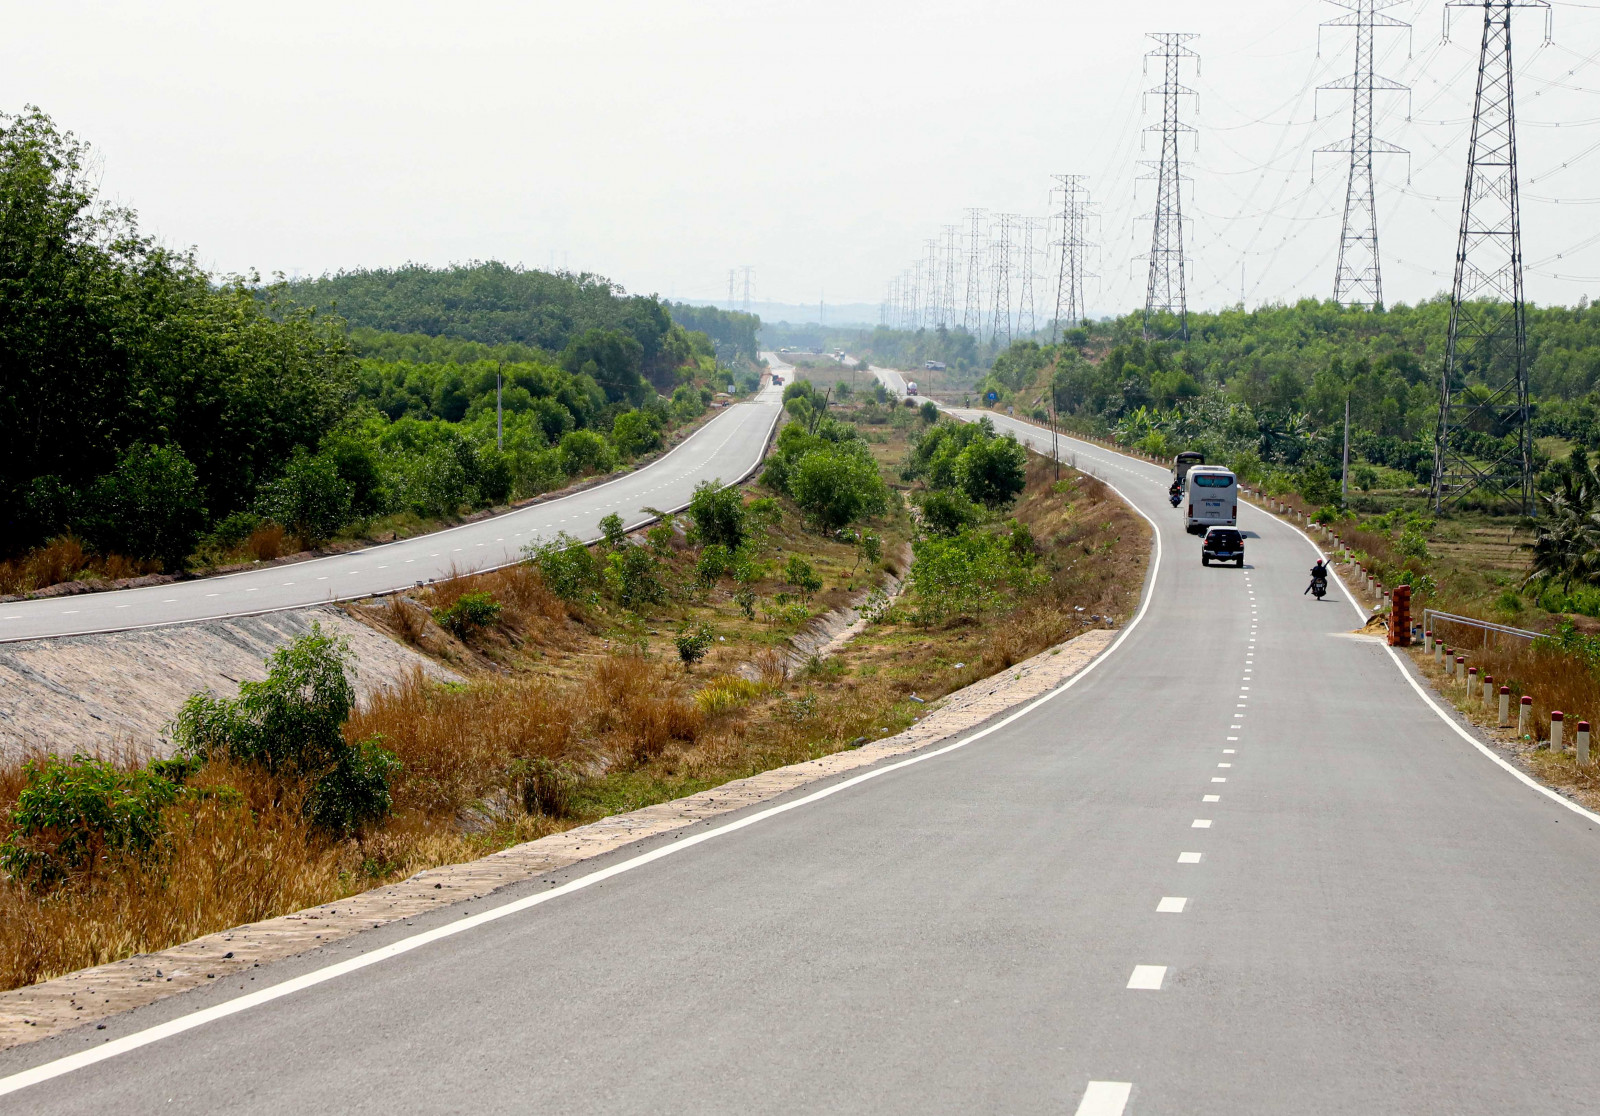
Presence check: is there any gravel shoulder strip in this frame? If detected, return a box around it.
[0,624,1117,1050]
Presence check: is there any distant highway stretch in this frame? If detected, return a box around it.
[0,381,785,643]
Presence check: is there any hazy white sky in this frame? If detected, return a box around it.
[7,1,1600,315]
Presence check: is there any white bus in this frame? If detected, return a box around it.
[1185,466,1238,534]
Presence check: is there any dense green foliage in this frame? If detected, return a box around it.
[0,112,732,572]
[0,755,182,888]
[903,417,1028,510]
[170,626,399,835]
[0,109,354,557]
[761,419,891,531]
[667,303,761,360]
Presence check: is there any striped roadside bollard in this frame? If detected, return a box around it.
[1467,666,1478,696]
[1434,640,1444,665]
[1499,686,1511,727]
[1580,721,1592,766]
[1483,673,1494,704]
[1520,694,1533,736]
[1424,629,1434,654]
[1455,654,1465,681]
[1551,710,1565,753]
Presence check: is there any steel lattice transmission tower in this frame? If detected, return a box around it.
[1051,175,1093,342]
[1017,218,1040,338]
[922,239,942,329]
[1320,1,1410,308]
[1140,33,1198,342]
[963,208,987,334]
[740,266,753,314]
[1431,0,1549,514]
[988,214,1016,347]
[941,224,960,330]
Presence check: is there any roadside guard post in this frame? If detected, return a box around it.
[1388,584,1411,646]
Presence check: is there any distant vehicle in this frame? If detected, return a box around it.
[811,347,824,355]
[1185,466,1238,535]
[1201,527,1245,567]
[771,375,784,386]
[905,381,919,396]
[924,360,946,371]
[1171,450,1205,493]
[779,347,792,352]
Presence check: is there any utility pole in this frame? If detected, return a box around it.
[1051,175,1092,343]
[963,207,986,335]
[1320,0,1410,308]
[496,363,504,452]
[1342,394,1351,503]
[1140,32,1199,342]
[1431,0,1548,514]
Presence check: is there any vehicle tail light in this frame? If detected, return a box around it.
[1187,504,1193,516]
[1232,505,1237,518]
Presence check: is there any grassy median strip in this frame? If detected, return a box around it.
[0,402,1145,991]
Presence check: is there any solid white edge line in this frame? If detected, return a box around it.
[1267,499,1600,827]
[0,426,1165,1098]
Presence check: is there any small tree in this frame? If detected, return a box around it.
[674,622,714,667]
[524,532,600,603]
[954,434,1027,508]
[599,512,627,549]
[611,409,662,458]
[688,480,747,550]
[607,545,665,609]
[785,555,823,603]
[433,590,503,638]
[790,448,890,530]
[258,447,353,546]
[86,442,207,569]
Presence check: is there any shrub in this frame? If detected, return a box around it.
[403,443,471,517]
[523,533,599,604]
[84,442,207,570]
[611,409,662,458]
[790,448,890,530]
[675,622,715,666]
[920,401,938,424]
[607,545,665,609]
[559,429,615,476]
[257,447,353,546]
[0,756,181,888]
[919,489,981,536]
[955,433,1028,508]
[785,555,823,602]
[433,590,503,638]
[211,511,263,550]
[696,544,731,588]
[909,528,1044,622]
[688,480,747,549]
[515,756,579,817]
[734,584,757,620]
[169,626,400,833]
[302,737,401,836]
[599,512,627,549]
[695,674,765,716]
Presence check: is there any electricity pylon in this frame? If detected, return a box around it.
[923,238,942,329]
[1320,1,1409,308]
[1018,217,1040,338]
[988,214,1016,347]
[1140,32,1198,342]
[941,224,960,330]
[740,266,753,314]
[963,208,986,334]
[1051,175,1093,342]
[1431,0,1549,514]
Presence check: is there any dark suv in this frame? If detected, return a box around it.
[1202,527,1244,567]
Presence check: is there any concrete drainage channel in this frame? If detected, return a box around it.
[0,625,1117,1049]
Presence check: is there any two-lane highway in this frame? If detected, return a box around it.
[0,382,783,643]
[7,413,1600,1113]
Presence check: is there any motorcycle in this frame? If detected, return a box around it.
[1309,575,1327,600]
[1169,490,1183,508]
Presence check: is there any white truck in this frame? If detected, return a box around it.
[905,381,919,396]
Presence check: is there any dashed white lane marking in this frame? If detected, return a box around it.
[1157,897,1188,913]
[1218,762,1232,768]
[1223,748,1236,754]
[1212,777,1227,783]
[1203,794,1220,802]
[1074,1081,1132,1116]
[1178,851,1202,863]
[1192,819,1212,828]
[1127,965,1167,990]
[1226,736,1239,741]
[115,605,129,609]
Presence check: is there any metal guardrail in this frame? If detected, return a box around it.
[1423,608,1542,650]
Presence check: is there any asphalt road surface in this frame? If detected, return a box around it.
[0,383,784,643]
[7,416,1600,1113]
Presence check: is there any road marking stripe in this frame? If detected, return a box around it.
[1192,818,1212,827]
[1156,897,1187,913]
[1203,794,1220,802]
[1127,965,1166,990]
[1075,1081,1133,1115]
[1212,777,1227,783]
[1218,763,1232,768]
[1178,851,1202,863]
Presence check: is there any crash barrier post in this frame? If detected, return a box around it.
[1520,694,1532,736]
[1551,711,1565,753]
[1580,722,1592,766]
[1499,686,1511,727]
[1434,639,1444,665]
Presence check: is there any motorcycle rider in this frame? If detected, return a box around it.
[1305,558,1328,595]
[1168,478,1183,505]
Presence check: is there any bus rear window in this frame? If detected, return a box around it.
[1193,474,1234,487]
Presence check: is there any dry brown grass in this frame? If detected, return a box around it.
[0,537,159,595]
[245,524,286,562]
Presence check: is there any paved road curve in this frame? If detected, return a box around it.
[7,417,1600,1113]
[0,382,784,643]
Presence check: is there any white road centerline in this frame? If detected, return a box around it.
[1178,851,1202,863]
[1156,897,1187,914]
[1192,819,1212,827]
[1074,1082,1133,1116]
[1127,965,1167,990]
